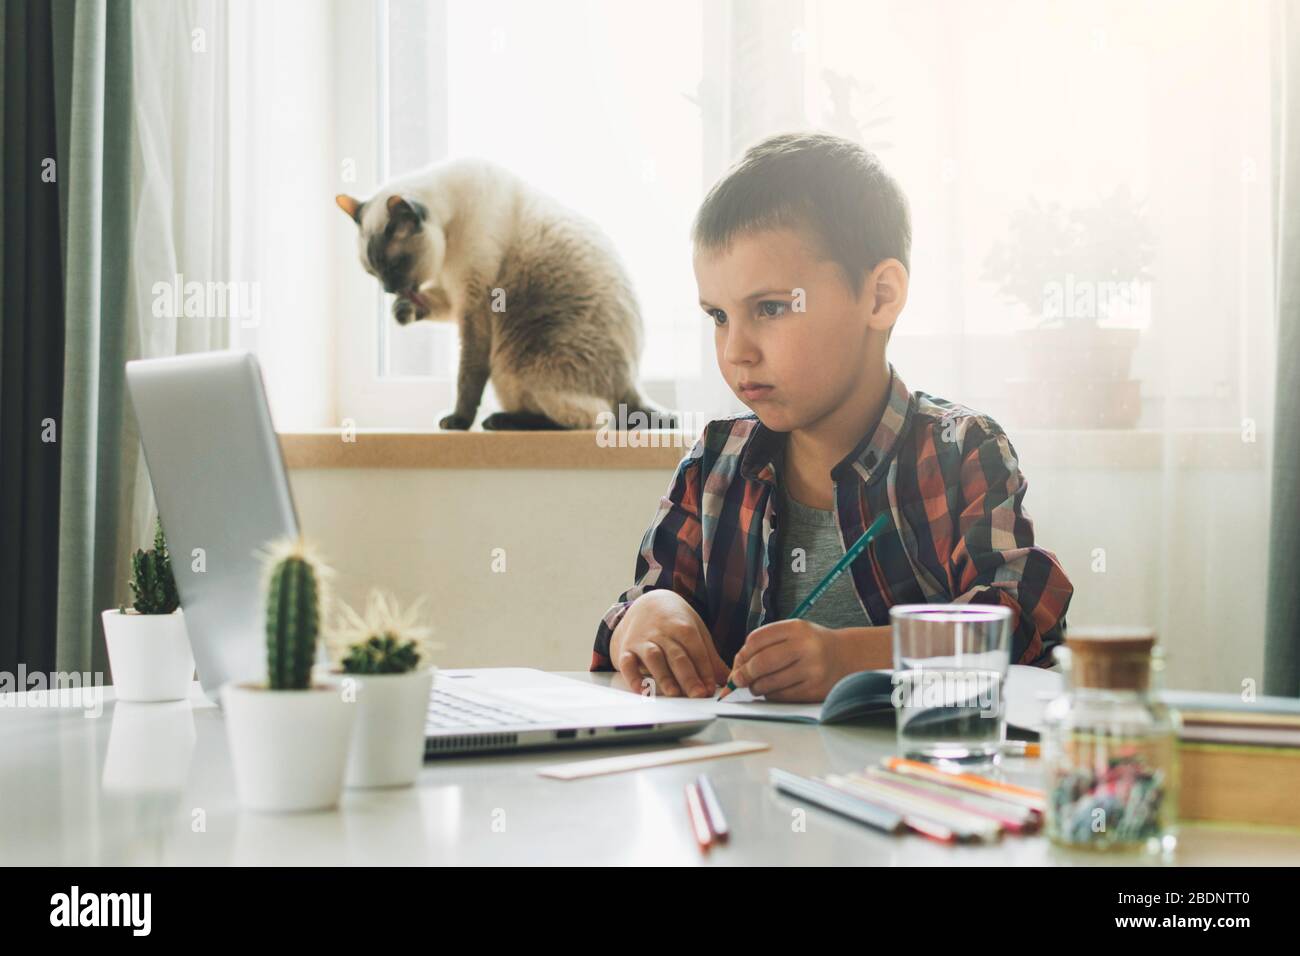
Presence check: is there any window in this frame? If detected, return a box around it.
[362,0,713,422]
[795,0,1274,433]
[239,0,1273,435]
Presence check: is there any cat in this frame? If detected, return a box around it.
[336,158,676,431]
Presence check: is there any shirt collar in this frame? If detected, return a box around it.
[739,364,913,486]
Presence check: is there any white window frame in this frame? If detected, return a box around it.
[331,0,455,429]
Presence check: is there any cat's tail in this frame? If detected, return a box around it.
[618,388,679,430]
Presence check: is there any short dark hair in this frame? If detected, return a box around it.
[692,131,912,298]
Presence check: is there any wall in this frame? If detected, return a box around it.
[286,430,1269,693]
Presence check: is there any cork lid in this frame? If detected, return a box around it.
[1063,627,1157,690]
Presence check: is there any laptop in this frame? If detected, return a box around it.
[125,351,713,755]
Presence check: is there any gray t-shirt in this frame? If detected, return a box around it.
[773,450,872,629]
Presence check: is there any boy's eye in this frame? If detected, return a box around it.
[705,308,727,327]
[758,300,788,318]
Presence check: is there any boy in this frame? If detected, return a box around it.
[591,132,1073,702]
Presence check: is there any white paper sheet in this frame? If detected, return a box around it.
[652,687,825,722]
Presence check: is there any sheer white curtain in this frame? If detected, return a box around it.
[124,0,339,552]
[177,0,1275,692]
[226,0,337,431]
[122,0,233,554]
[769,0,1276,691]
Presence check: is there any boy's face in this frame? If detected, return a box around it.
[694,227,885,434]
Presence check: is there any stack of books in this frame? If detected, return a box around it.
[770,757,1045,843]
[1164,690,1300,829]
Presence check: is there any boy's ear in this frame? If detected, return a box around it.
[335,194,363,224]
[864,258,908,332]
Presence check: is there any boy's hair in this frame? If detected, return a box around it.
[692,131,912,300]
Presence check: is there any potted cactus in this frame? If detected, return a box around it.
[101,518,195,702]
[220,538,356,812]
[328,590,438,788]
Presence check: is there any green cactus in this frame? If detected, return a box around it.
[340,634,422,675]
[265,550,320,690]
[125,518,180,615]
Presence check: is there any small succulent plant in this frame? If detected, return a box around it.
[329,590,437,675]
[124,517,180,615]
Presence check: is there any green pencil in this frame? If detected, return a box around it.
[718,511,892,697]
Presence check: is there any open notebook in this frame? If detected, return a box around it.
[666,665,1062,733]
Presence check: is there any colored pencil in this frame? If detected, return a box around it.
[769,768,906,835]
[1000,740,1041,758]
[882,757,1047,813]
[853,769,1039,834]
[684,781,713,852]
[695,774,729,843]
[826,774,1002,842]
[719,512,891,699]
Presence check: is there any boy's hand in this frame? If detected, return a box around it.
[728,620,848,702]
[610,590,730,698]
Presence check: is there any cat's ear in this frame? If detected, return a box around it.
[335,194,364,224]
[386,194,428,227]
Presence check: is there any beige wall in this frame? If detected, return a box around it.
[288,467,671,672]
[287,431,1269,693]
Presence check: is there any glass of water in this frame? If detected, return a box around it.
[889,604,1013,765]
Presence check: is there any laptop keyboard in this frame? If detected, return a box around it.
[426,685,557,730]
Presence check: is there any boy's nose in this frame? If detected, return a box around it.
[720,321,760,365]
[722,333,760,367]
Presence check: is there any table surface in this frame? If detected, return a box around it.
[3,671,1297,865]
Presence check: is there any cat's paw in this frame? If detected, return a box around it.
[438,413,472,430]
[393,297,421,326]
[482,411,565,431]
[392,287,447,325]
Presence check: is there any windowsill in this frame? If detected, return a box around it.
[278,428,1266,471]
[279,430,694,470]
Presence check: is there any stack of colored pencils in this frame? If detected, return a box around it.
[771,757,1046,844]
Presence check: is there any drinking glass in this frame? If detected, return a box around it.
[890,604,1013,764]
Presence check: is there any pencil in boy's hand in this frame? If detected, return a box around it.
[717,511,892,701]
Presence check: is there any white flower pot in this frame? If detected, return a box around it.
[340,668,436,788]
[101,701,197,793]
[220,681,356,812]
[101,608,195,703]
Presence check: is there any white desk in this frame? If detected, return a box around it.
[3,672,1296,865]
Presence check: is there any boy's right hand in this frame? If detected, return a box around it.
[609,590,729,699]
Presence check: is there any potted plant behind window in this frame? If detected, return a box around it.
[221,538,355,812]
[328,590,439,789]
[983,187,1154,429]
[101,518,195,702]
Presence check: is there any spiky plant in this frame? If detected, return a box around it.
[125,517,180,614]
[329,590,437,675]
[260,537,331,690]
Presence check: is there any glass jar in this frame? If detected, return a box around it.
[1041,628,1180,854]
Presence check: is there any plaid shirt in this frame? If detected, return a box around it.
[591,365,1073,672]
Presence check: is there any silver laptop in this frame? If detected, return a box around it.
[125,351,713,755]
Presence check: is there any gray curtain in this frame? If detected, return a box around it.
[1266,0,1300,698]
[1,0,67,676]
[51,0,134,675]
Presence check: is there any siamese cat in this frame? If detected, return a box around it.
[336,158,675,431]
